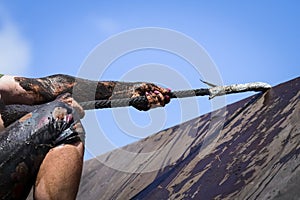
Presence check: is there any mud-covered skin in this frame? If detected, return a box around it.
[0,102,40,129]
[13,74,170,110]
[14,74,113,103]
[0,93,85,131]
[0,100,84,200]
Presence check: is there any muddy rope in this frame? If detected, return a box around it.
[79,82,271,110]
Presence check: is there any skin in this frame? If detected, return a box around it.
[0,74,170,199]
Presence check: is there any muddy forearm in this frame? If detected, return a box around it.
[13,74,143,104]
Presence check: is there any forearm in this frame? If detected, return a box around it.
[14,74,118,103]
[0,74,143,105]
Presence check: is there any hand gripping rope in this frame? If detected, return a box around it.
[79,81,272,110]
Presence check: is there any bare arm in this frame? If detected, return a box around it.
[0,74,170,110]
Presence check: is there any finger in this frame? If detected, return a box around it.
[154,91,165,106]
[149,92,164,108]
[153,88,171,105]
[147,91,157,105]
[72,100,85,119]
[146,92,155,108]
[59,97,85,119]
[164,95,170,104]
[153,86,171,96]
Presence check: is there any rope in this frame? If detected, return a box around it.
[79,89,210,110]
[79,82,271,110]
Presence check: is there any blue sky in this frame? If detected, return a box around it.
[0,1,299,160]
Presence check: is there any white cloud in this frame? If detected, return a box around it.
[0,6,31,75]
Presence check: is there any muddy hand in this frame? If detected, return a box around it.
[56,93,85,119]
[0,99,84,200]
[131,83,171,111]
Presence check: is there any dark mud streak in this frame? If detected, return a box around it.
[277,147,300,166]
[223,93,262,129]
[0,104,40,127]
